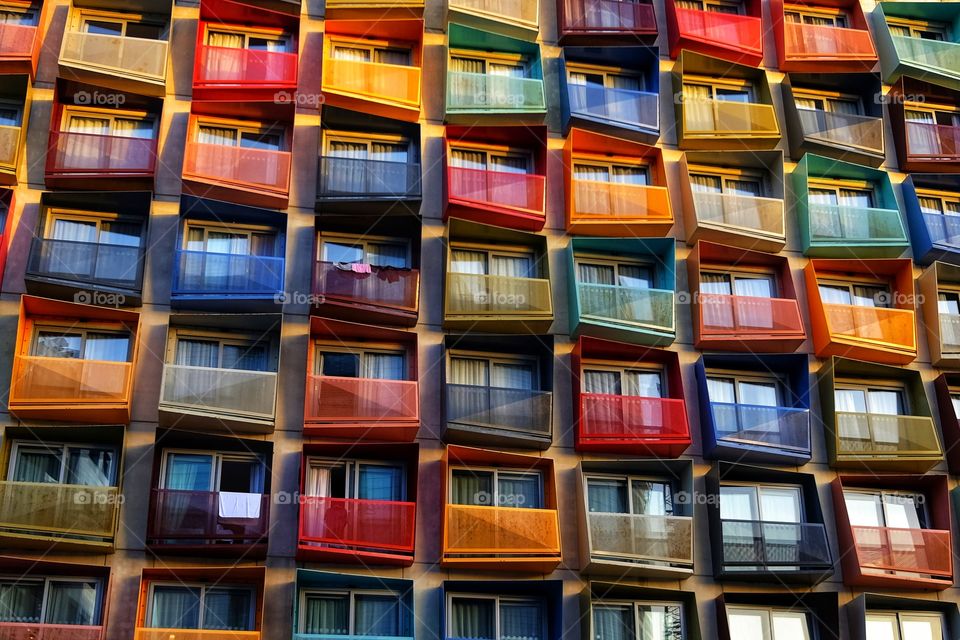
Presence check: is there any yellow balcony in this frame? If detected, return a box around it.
[833,412,942,471]
[444,272,553,331]
[134,630,261,640]
[0,481,118,551]
[681,98,779,147]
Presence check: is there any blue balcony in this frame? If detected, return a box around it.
[904,174,960,266]
[697,354,812,465]
[293,570,413,640]
[172,250,284,296]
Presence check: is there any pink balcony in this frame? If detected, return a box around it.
[577,394,691,456]
[298,496,416,564]
[446,166,546,231]
[852,526,953,578]
[304,375,419,441]
[194,45,298,100]
[182,140,291,208]
[45,131,157,187]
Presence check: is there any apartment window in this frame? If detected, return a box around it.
[324,132,410,164]
[0,577,103,626]
[0,100,21,127]
[843,489,928,530]
[9,441,117,486]
[689,166,765,197]
[834,382,907,416]
[315,345,406,381]
[817,280,891,308]
[808,179,875,216]
[32,326,131,362]
[726,607,811,640]
[331,39,411,66]
[38,210,142,280]
[319,233,411,269]
[701,269,777,298]
[450,467,543,509]
[720,484,802,524]
[61,107,155,140]
[160,450,265,494]
[707,372,793,443]
[299,589,406,637]
[195,121,284,152]
[147,584,255,631]
[450,50,528,78]
[794,91,863,116]
[0,4,37,25]
[592,601,684,640]
[449,352,539,392]
[447,595,545,640]
[887,18,949,41]
[585,474,674,515]
[449,244,536,278]
[577,255,654,289]
[938,290,960,315]
[573,160,649,185]
[304,458,405,501]
[905,102,960,156]
[183,222,278,256]
[784,6,848,27]
[918,188,960,217]
[205,26,290,52]
[567,63,646,92]
[581,363,663,397]
[866,611,946,639]
[173,333,272,372]
[77,11,165,40]
[450,146,533,175]
[676,0,744,14]
[683,78,754,104]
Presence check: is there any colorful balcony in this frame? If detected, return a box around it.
[795,154,908,257]
[0,481,119,552]
[666,0,762,66]
[782,74,884,166]
[672,51,780,149]
[298,443,418,565]
[8,296,138,423]
[708,462,834,584]
[889,78,960,173]
[443,334,553,448]
[563,129,673,236]
[818,357,942,472]
[935,373,960,473]
[919,262,960,366]
[0,74,29,185]
[447,0,539,39]
[805,258,917,364]
[192,0,299,101]
[687,241,804,352]
[147,489,269,554]
[561,47,659,141]
[322,19,423,122]
[24,191,149,305]
[441,446,561,572]
[294,571,414,640]
[0,2,45,77]
[772,0,876,72]
[697,354,812,465]
[305,318,419,441]
[874,2,960,91]
[906,177,960,266]
[559,0,656,44]
[573,337,690,457]
[445,24,545,123]
[833,474,953,589]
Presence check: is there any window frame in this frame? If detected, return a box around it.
[582,472,677,516]
[166,327,278,372]
[42,208,144,246]
[688,164,768,196]
[864,610,947,639]
[783,5,849,27]
[725,605,812,640]
[203,23,291,51]
[591,599,686,640]
[842,488,931,530]
[682,75,756,102]
[565,62,647,91]
[579,359,667,398]
[445,593,547,640]
[0,575,105,626]
[447,349,541,391]
[59,105,157,139]
[8,439,120,486]
[448,142,535,175]
[448,465,545,508]
[792,88,864,115]
[705,369,788,407]
[447,241,539,278]
[449,48,529,76]
[180,220,279,255]
[193,116,288,151]
[312,341,409,379]
[317,231,412,267]
[297,587,407,636]
[72,8,167,40]
[718,482,807,523]
[833,378,910,415]
[303,456,407,501]
[30,324,133,361]
[158,448,266,493]
[0,98,23,127]
[329,36,413,67]
[145,582,257,631]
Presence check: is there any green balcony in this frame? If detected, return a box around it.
[874,2,960,91]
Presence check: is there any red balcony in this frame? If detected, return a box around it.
[146,489,269,557]
[905,122,960,163]
[559,0,657,44]
[890,79,960,173]
[312,260,420,327]
[46,131,157,187]
[0,3,45,77]
[772,0,876,72]
[299,497,416,563]
[667,0,763,66]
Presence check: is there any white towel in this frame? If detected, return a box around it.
[218,491,262,519]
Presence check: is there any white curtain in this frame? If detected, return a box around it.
[150,586,201,629]
[363,352,405,381]
[302,595,348,635]
[175,338,220,368]
[906,110,939,156]
[593,605,631,640]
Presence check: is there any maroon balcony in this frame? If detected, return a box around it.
[667,0,763,66]
[0,622,102,639]
[146,489,269,557]
[312,260,420,326]
[559,0,657,44]
[905,121,960,163]
[298,497,416,565]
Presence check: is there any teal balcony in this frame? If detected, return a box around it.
[874,2,960,91]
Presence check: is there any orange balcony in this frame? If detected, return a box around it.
[668,2,763,66]
[182,139,291,209]
[0,12,40,77]
[46,131,157,186]
[135,631,260,640]
[851,526,952,579]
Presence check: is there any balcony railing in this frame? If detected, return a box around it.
[693,191,784,236]
[0,481,118,540]
[809,204,906,244]
[183,142,291,193]
[567,84,658,130]
[135,629,260,640]
[446,384,552,436]
[172,250,284,296]
[835,412,941,457]
[683,99,779,136]
[294,635,412,640]
[444,504,560,556]
[891,35,960,79]
[27,238,142,288]
[577,283,674,330]
[580,394,687,441]
[940,312,960,354]
[299,497,416,553]
[572,179,671,223]
[314,262,419,311]
[0,124,21,167]
[906,122,960,161]
[821,303,916,351]
[47,131,156,175]
[11,355,132,405]
[448,166,545,213]
[699,294,803,336]
[148,489,269,544]
[923,212,960,250]
[449,0,538,26]
[0,22,37,58]
[784,22,875,60]
[675,7,762,51]
[711,402,811,451]
[60,30,168,82]
[588,512,693,564]
[447,73,545,111]
[851,526,952,576]
[0,623,103,640]
[323,58,420,107]
[797,109,883,152]
[160,364,278,420]
[197,45,297,86]
[720,519,832,569]
[445,273,552,316]
[563,0,656,33]
[305,375,419,423]
[318,156,421,198]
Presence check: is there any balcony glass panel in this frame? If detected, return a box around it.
[797,109,883,152]
[0,22,36,57]
[135,630,260,640]
[446,73,545,111]
[835,412,941,456]
[299,497,416,551]
[711,402,810,451]
[809,204,905,244]
[699,294,803,336]
[0,623,103,640]
[0,481,117,539]
[891,36,960,78]
[314,262,418,311]
[28,238,142,288]
[295,635,412,640]
[318,156,421,198]
[940,312,960,353]
[12,356,131,404]
[720,520,832,568]
[588,512,693,564]
[323,58,420,107]
[149,489,269,543]
[906,122,960,161]
[448,167,545,212]
[564,0,656,32]
[577,283,674,330]
[568,84,658,129]
[572,180,670,221]
[198,45,297,85]
[683,99,778,135]
[48,132,156,174]
[693,192,784,235]
[60,31,167,80]
[851,526,952,576]
[784,23,875,59]
[923,212,960,248]
[173,250,284,295]
[446,273,552,316]
[160,364,277,419]
[305,376,418,422]
[449,0,538,25]
[0,124,21,166]
[444,504,560,555]
[580,394,687,440]
[184,142,291,193]
[446,383,552,436]
[821,303,916,350]
[675,7,761,50]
